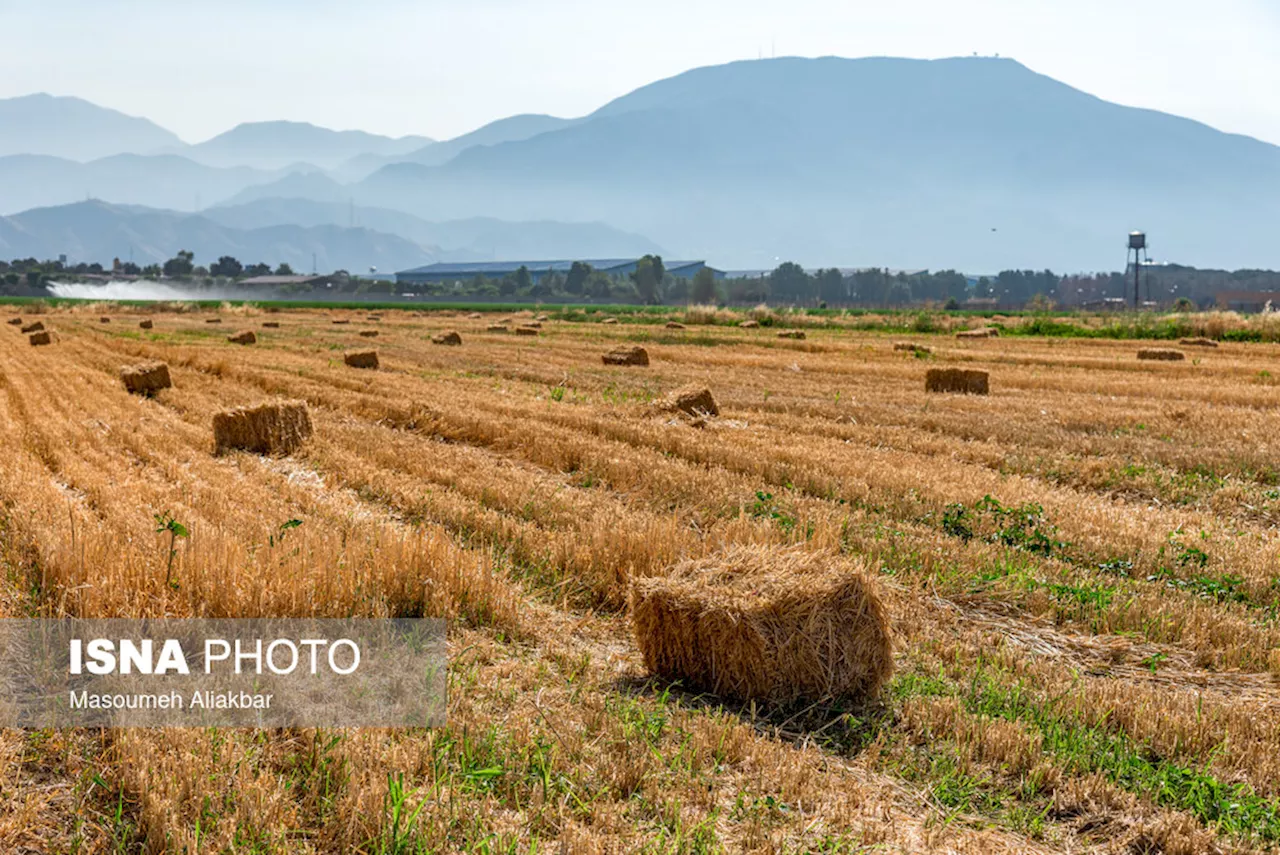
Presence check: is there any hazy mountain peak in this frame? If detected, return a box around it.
[0,92,184,161]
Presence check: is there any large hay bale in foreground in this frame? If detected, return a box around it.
[515,327,539,337]
[777,330,806,340]
[1179,337,1218,348]
[28,331,53,346]
[121,361,172,396]
[227,330,257,345]
[139,319,153,330]
[925,368,989,395]
[630,546,893,704]
[344,349,379,369]
[20,321,44,334]
[431,330,462,346]
[662,386,719,417]
[894,341,931,354]
[1138,348,1185,361]
[602,345,650,366]
[213,400,313,456]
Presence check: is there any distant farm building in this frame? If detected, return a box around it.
[395,259,722,286]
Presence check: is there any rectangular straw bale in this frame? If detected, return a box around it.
[777,330,806,339]
[121,361,172,395]
[431,330,462,346]
[1137,348,1185,361]
[1178,337,1218,348]
[894,341,931,353]
[955,328,993,339]
[262,321,280,328]
[630,545,893,704]
[205,318,222,324]
[213,400,313,455]
[486,324,509,332]
[359,329,379,338]
[28,331,53,346]
[515,327,539,336]
[227,330,256,345]
[661,386,718,417]
[139,319,153,329]
[6,317,20,326]
[602,345,650,366]
[925,368,989,394]
[344,349,379,369]
[20,321,44,334]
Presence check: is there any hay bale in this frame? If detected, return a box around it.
[6,317,21,326]
[520,321,542,329]
[139,319,153,330]
[344,349,379,369]
[121,361,172,396]
[359,329,379,338]
[1137,348,1185,361]
[467,312,482,320]
[1179,337,1218,348]
[515,327,539,337]
[740,320,759,328]
[486,324,509,332]
[431,330,463,346]
[925,368,989,395]
[893,342,931,354]
[212,400,313,456]
[227,330,257,345]
[955,328,994,339]
[662,386,719,417]
[262,321,280,328]
[630,545,892,704]
[20,321,44,334]
[777,330,806,340]
[332,319,351,325]
[535,314,549,322]
[28,331,53,346]
[602,346,650,366]
[99,316,111,324]
[602,317,619,325]
[205,318,222,324]
[665,321,686,330]
[366,315,382,321]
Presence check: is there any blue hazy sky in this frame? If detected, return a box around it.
[2,0,1276,145]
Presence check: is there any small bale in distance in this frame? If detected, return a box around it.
[1138,348,1185,361]
[1179,337,1218,348]
[521,321,542,329]
[467,312,482,319]
[955,328,994,339]
[893,341,931,354]
[431,330,463,346]
[740,320,759,328]
[925,368,989,395]
[332,319,351,325]
[121,361,172,396]
[629,545,893,705]
[20,321,44,334]
[205,318,222,324]
[262,321,280,328]
[6,317,21,326]
[212,400,313,456]
[535,313,549,322]
[602,317,619,325]
[359,329,379,338]
[344,349,379,369]
[227,330,257,345]
[515,327,539,337]
[662,386,719,417]
[665,321,686,330]
[28,331,54,346]
[99,316,111,324]
[486,324,509,332]
[777,330,806,340]
[139,319,153,330]
[602,345,650,366]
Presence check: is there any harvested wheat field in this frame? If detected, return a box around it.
[5,304,1280,852]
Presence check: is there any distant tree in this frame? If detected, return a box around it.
[631,257,661,304]
[886,279,912,305]
[162,250,195,278]
[815,268,845,304]
[25,269,43,287]
[648,255,665,286]
[192,265,210,278]
[210,255,243,278]
[565,261,591,295]
[275,262,295,276]
[514,265,533,292]
[1173,297,1195,312]
[586,271,613,299]
[499,275,517,296]
[141,264,162,278]
[3,272,18,286]
[691,267,719,303]
[245,262,271,277]
[768,262,810,302]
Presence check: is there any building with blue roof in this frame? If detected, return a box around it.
[395,258,721,286]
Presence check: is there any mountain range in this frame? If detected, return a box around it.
[5,57,1280,272]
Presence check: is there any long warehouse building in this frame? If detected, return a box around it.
[396,258,722,285]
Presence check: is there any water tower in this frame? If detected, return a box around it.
[1127,231,1148,308]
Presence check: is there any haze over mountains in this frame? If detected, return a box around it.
[4,56,1280,273]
